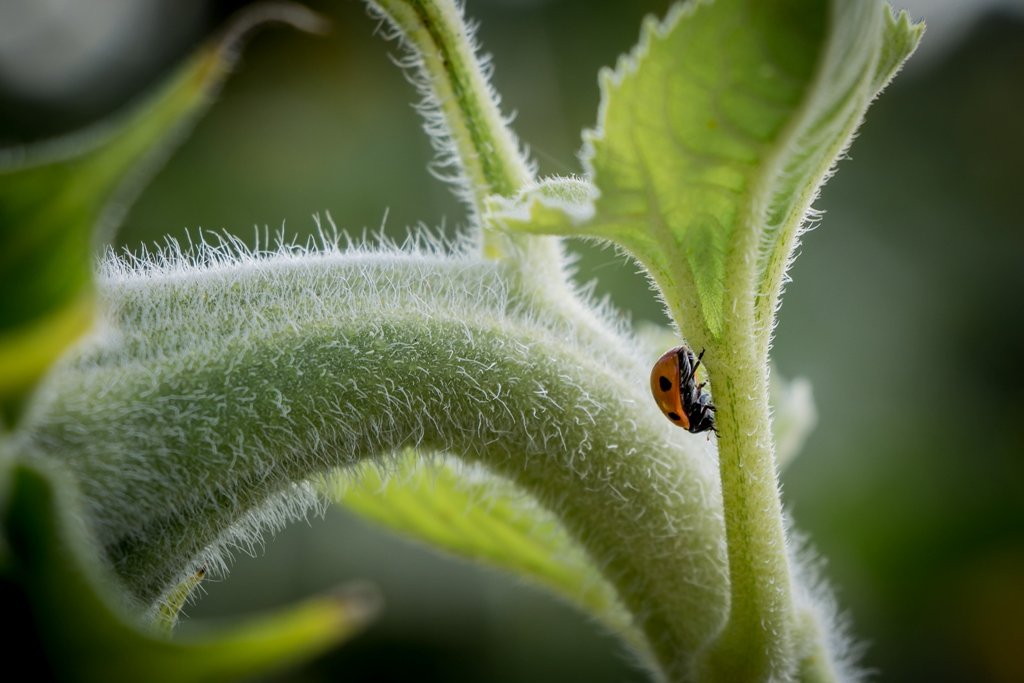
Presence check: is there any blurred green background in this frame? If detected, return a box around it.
[2,1,1022,681]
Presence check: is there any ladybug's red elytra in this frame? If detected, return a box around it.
[650,345,717,435]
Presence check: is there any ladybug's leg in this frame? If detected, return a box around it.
[688,348,707,384]
[680,348,704,385]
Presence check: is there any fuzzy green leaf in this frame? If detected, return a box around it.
[22,243,726,675]
[0,4,324,428]
[491,0,922,346]
[0,459,377,683]
[331,451,641,648]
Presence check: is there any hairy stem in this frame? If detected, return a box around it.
[369,0,531,249]
[370,4,791,678]
[795,609,844,683]
[22,249,729,677]
[367,0,643,408]
[697,346,794,682]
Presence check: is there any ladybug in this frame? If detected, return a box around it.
[650,345,717,435]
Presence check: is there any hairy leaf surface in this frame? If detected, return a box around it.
[332,452,639,647]
[22,242,726,673]
[493,0,922,346]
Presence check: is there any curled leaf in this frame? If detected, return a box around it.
[0,459,376,683]
[331,451,642,650]
[0,2,325,428]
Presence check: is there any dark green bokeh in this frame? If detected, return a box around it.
[2,2,1021,682]
[777,15,1024,683]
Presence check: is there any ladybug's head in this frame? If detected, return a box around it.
[686,405,716,435]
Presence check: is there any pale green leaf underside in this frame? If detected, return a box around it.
[493,0,922,342]
[331,451,639,646]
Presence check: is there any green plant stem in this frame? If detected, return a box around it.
[697,344,795,682]
[367,0,640,385]
[370,2,741,678]
[795,610,843,683]
[370,0,531,253]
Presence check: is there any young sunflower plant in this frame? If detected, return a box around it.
[0,1,921,681]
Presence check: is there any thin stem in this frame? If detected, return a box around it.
[370,0,533,257]
[664,280,800,681]
[367,0,628,368]
[697,343,796,682]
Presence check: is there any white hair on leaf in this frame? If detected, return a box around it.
[21,233,728,675]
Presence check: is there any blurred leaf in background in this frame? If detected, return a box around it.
[0,458,378,683]
[0,5,381,681]
[2,1,1022,682]
[0,7,240,425]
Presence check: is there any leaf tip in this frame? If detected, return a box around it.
[219,2,330,47]
[204,2,329,85]
[885,5,926,60]
[887,5,926,41]
[328,580,385,630]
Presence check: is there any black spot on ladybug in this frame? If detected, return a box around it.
[667,412,681,421]
[659,376,672,392]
